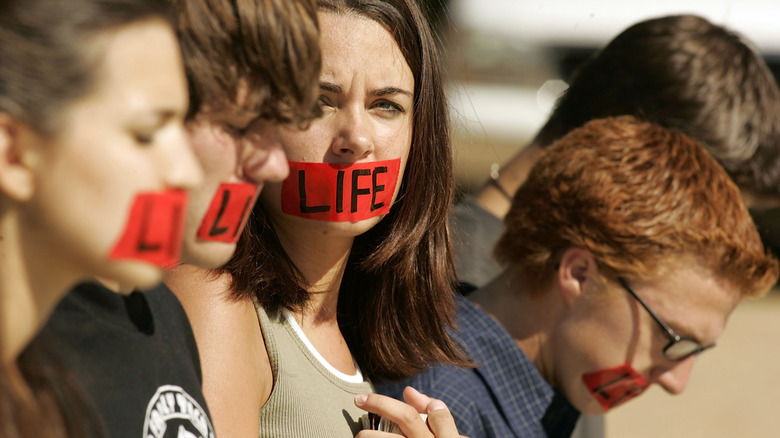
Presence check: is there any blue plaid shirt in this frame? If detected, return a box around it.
[375,294,579,438]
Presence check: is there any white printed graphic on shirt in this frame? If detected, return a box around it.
[142,385,215,438]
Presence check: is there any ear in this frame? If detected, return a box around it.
[0,113,38,203]
[556,247,600,306]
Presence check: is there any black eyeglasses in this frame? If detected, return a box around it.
[617,277,714,362]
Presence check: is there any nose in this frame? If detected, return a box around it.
[331,106,373,160]
[239,121,290,184]
[651,355,696,395]
[163,124,203,190]
[240,140,289,184]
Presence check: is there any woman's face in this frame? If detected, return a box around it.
[19,19,201,288]
[259,10,414,238]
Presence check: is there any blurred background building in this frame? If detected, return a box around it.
[434,0,780,192]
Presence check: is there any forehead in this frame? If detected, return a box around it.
[316,11,413,90]
[635,266,741,343]
[89,19,186,115]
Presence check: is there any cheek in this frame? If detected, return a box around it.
[377,126,412,200]
[52,149,174,255]
[190,129,239,179]
[278,125,330,162]
[28,168,140,273]
[555,304,632,382]
[376,118,412,157]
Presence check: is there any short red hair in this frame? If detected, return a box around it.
[495,116,778,296]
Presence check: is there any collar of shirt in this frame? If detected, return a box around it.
[453,294,580,437]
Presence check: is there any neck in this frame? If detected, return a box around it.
[0,210,79,362]
[274,220,354,324]
[469,267,559,384]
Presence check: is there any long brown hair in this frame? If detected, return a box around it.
[0,0,175,435]
[223,0,470,381]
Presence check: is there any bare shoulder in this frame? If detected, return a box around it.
[164,266,273,436]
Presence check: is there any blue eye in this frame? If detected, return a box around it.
[374,100,404,115]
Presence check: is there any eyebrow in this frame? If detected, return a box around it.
[150,109,179,125]
[127,108,179,130]
[371,87,412,98]
[320,82,342,93]
[319,82,412,98]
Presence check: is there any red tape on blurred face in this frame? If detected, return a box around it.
[196,183,257,243]
[109,189,187,268]
[582,363,650,411]
[281,159,401,222]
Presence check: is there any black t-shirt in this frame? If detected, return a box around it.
[36,281,216,438]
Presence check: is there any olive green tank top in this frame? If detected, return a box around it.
[256,305,375,437]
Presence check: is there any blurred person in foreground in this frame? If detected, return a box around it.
[1,0,204,435]
[29,0,321,436]
[377,116,779,437]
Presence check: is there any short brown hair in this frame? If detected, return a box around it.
[498,116,779,296]
[172,0,321,125]
[534,15,780,195]
[223,0,470,381]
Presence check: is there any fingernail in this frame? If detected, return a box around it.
[355,394,368,406]
[428,400,447,412]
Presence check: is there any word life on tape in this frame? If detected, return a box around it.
[281,159,401,222]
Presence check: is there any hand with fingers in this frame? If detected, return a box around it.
[354,386,470,438]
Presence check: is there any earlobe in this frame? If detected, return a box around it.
[556,247,598,305]
[0,113,37,203]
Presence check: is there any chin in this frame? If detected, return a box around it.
[564,387,606,416]
[181,240,236,269]
[578,400,608,415]
[293,213,386,238]
[103,261,164,290]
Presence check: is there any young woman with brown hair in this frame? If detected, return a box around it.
[168,0,472,436]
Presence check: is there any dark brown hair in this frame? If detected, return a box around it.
[223,0,470,380]
[0,0,175,435]
[172,0,322,125]
[498,116,779,296]
[534,15,780,195]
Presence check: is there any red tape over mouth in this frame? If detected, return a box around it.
[109,189,187,268]
[197,183,257,243]
[281,159,401,222]
[582,363,650,411]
